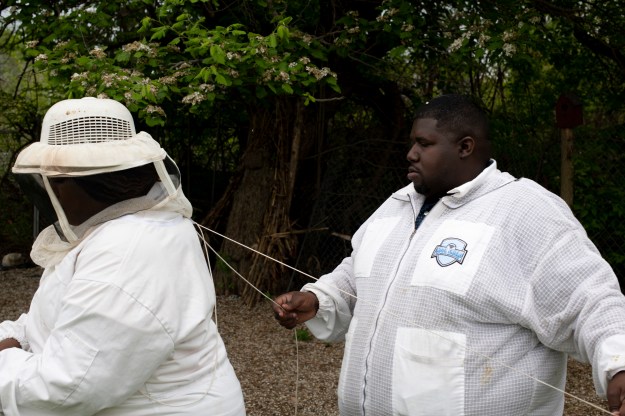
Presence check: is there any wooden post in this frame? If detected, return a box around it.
[555,93,583,207]
[560,128,574,206]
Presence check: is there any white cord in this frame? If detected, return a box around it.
[195,222,614,415]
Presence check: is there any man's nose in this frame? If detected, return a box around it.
[407,144,419,161]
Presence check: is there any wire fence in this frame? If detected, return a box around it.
[291,124,625,293]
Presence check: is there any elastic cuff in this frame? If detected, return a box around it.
[0,332,29,351]
[609,368,625,380]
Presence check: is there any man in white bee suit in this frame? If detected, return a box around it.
[0,98,246,415]
[273,94,625,415]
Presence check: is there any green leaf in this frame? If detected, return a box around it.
[277,25,289,41]
[267,34,277,48]
[116,51,131,62]
[215,73,231,86]
[309,49,325,60]
[151,27,168,41]
[281,83,293,94]
[210,45,226,64]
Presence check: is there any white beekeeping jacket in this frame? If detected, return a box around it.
[304,161,625,416]
[0,210,245,415]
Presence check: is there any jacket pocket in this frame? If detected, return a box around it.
[411,220,494,296]
[354,217,401,277]
[392,328,465,416]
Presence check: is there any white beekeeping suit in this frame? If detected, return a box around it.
[0,98,245,415]
[303,161,625,415]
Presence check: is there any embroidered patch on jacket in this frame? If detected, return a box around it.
[431,238,468,267]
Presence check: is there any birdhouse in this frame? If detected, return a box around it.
[555,93,583,129]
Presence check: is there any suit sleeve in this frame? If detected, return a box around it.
[0,314,30,351]
[0,252,174,415]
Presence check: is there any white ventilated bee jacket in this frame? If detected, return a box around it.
[0,210,246,415]
[303,161,625,416]
[0,98,245,415]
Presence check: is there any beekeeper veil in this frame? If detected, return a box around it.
[12,97,192,267]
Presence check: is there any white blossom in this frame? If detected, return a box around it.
[448,38,463,52]
[89,46,106,59]
[502,30,514,42]
[159,76,177,85]
[503,43,517,56]
[71,72,89,81]
[199,83,215,92]
[277,71,290,82]
[146,105,165,116]
[182,91,206,105]
[54,41,70,51]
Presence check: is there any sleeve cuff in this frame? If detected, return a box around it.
[0,329,29,351]
[594,334,625,396]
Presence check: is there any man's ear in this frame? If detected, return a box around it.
[458,136,475,158]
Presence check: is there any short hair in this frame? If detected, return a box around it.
[414,94,490,142]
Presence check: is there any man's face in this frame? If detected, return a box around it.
[407,118,462,201]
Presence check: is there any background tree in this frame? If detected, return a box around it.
[1,0,624,300]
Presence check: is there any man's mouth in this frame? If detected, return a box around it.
[407,167,420,181]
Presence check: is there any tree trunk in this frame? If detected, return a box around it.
[212,98,305,305]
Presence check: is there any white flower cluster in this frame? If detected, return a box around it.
[376,7,399,22]
[71,72,89,81]
[305,66,336,80]
[261,68,290,83]
[159,76,177,85]
[182,91,206,105]
[146,105,166,116]
[199,83,215,92]
[54,41,69,51]
[502,30,515,42]
[122,41,158,57]
[89,46,106,59]
[502,43,517,56]
[100,72,130,88]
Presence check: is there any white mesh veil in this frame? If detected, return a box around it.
[12,97,192,267]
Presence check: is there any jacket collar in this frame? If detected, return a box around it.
[392,159,518,209]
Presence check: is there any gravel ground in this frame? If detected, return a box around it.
[0,266,613,415]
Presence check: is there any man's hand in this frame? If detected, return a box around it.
[0,338,21,352]
[272,291,319,329]
[607,371,625,415]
